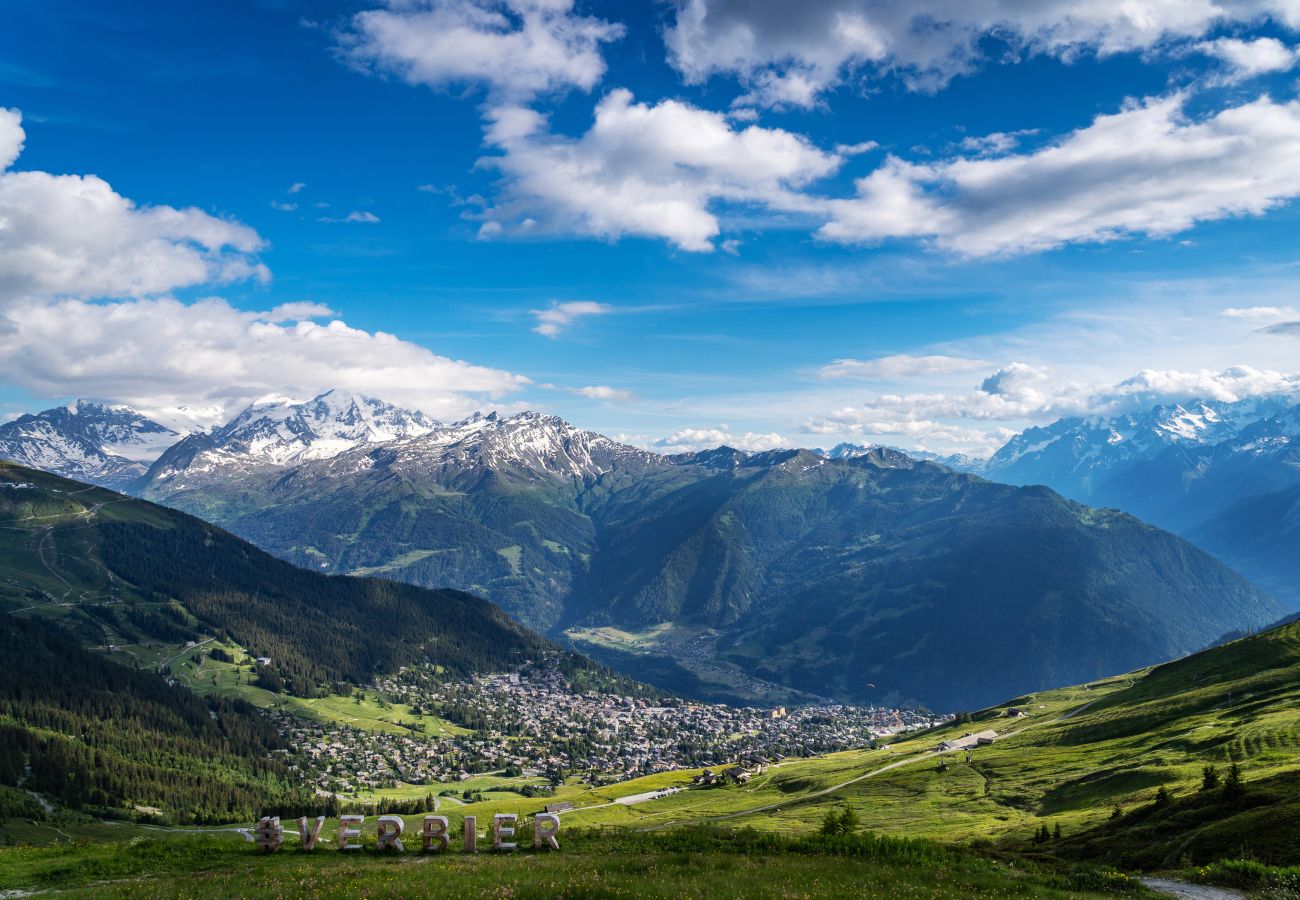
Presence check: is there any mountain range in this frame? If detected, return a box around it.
[0,400,183,490]
[1,390,1291,709]
[975,396,1300,605]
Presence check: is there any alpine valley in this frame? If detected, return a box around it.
[0,390,1283,712]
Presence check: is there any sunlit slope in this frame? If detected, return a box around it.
[518,622,1300,867]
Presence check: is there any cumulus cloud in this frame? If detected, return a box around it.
[571,384,634,401]
[0,108,267,306]
[0,107,24,169]
[801,363,1300,448]
[0,106,532,425]
[655,425,787,453]
[480,89,841,250]
[266,301,337,321]
[819,93,1300,255]
[343,0,623,102]
[1197,36,1300,83]
[0,297,530,423]
[665,0,1300,107]
[978,362,1054,403]
[820,353,988,379]
[531,300,610,336]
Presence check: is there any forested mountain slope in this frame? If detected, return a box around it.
[0,616,312,823]
[133,423,1280,711]
[0,460,569,697]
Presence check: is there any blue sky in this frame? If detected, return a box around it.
[2,0,1300,454]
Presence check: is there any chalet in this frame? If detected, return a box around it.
[543,801,574,814]
[724,766,752,785]
[937,730,998,753]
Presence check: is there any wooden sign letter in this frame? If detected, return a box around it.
[376,815,405,852]
[493,813,517,851]
[422,815,450,852]
[338,814,364,851]
[463,815,477,853]
[533,813,561,850]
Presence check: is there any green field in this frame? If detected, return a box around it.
[0,826,1144,898]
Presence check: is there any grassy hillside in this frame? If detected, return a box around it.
[0,461,584,697]
[556,617,1300,870]
[15,610,1296,871]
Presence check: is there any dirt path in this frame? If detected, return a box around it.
[1140,877,1246,899]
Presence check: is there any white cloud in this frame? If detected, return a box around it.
[0,105,532,427]
[287,181,307,194]
[801,362,1300,447]
[571,384,634,401]
[0,108,267,307]
[834,140,879,156]
[344,0,623,102]
[320,210,381,223]
[959,129,1036,155]
[1220,305,1300,320]
[0,107,24,169]
[266,301,337,321]
[270,201,298,211]
[819,93,1300,255]
[820,353,988,379]
[481,89,841,251]
[0,296,530,423]
[665,0,1300,107]
[655,425,787,453]
[1197,36,1300,83]
[531,300,610,336]
[1098,365,1300,405]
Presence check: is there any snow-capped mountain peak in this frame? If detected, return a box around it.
[818,442,984,472]
[366,409,659,480]
[981,395,1299,502]
[0,400,183,489]
[209,389,439,465]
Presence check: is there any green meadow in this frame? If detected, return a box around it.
[0,826,1144,898]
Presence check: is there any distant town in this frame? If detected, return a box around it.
[272,657,944,797]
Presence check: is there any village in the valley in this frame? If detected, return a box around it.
[269,657,944,798]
